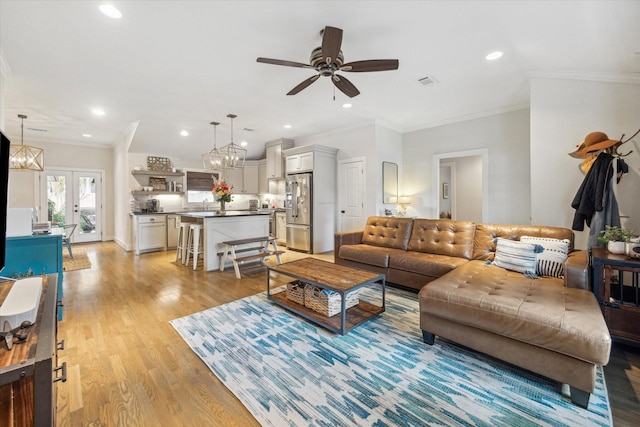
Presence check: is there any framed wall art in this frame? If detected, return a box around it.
[442,182,449,199]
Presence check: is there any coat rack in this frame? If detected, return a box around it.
[609,128,639,157]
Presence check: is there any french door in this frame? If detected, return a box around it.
[40,169,103,243]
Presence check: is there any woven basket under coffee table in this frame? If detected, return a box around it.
[267,258,386,335]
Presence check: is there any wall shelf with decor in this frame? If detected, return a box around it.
[130,190,184,196]
[131,170,185,195]
[131,170,185,177]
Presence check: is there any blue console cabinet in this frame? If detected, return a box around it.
[4,234,64,320]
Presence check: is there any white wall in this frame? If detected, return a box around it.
[530,77,640,249]
[375,124,404,215]
[404,109,531,223]
[113,122,139,249]
[295,122,403,218]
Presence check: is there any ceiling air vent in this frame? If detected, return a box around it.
[418,75,437,86]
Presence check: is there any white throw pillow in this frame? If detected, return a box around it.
[520,236,570,278]
[493,238,543,278]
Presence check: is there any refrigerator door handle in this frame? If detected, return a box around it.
[292,181,298,218]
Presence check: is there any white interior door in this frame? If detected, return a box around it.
[42,169,103,243]
[338,158,365,232]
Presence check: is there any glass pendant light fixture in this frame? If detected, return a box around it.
[202,121,225,170]
[9,114,44,171]
[221,114,246,169]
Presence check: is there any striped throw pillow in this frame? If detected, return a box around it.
[493,238,543,278]
[520,236,570,278]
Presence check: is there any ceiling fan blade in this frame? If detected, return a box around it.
[332,74,360,98]
[340,59,399,72]
[287,74,321,95]
[321,26,343,64]
[257,57,314,69]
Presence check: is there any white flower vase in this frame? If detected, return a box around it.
[607,240,626,255]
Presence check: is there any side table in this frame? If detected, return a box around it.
[591,246,640,346]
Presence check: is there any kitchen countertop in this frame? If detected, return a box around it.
[180,210,271,218]
[131,209,284,216]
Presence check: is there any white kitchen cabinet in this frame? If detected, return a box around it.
[134,215,167,254]
[243,163,259,194]
[275,211,287,244]
[224,168,243,193]
[223,161,259,194]
[258,159,268,194]
[265,139,294,179]
[285,152,314,173]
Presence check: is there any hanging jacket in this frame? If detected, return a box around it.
[571,152,614,231]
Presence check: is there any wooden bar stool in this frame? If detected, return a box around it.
[185,223,204,270]
[175,223,190,264]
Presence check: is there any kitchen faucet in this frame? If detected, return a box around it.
[202,198,208,210]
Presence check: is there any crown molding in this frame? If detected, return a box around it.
[528,70,640,85]
[404,103,530,134]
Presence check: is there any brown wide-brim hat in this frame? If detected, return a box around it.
[569,131,621,159]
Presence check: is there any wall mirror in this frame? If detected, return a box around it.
[382,161,398,204]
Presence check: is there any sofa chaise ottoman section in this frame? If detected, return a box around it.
[419,260,611,408]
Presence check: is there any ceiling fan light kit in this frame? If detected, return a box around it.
[257,26,399,98]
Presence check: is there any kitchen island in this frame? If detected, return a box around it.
[179,211,271,271]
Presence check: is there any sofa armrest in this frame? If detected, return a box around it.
[334,230,363,263]
[564,250,589,290]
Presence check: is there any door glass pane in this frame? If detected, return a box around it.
[78,175,97,235]
[47,175,67,224]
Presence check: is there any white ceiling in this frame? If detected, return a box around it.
[1,1,639,163]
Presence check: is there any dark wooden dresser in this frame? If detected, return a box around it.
[592,247,640,346]
[0,275,64,426]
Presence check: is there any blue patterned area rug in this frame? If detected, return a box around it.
[170,287,612,427]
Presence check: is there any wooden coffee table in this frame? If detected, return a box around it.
[267,258,385,335]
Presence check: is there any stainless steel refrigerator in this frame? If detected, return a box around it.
[285,173,312,252]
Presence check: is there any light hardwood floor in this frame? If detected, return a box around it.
[57,242,640,426]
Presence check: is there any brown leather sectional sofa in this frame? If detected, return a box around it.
[334,216,611,408]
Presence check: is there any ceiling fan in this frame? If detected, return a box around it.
[257,26,399,98]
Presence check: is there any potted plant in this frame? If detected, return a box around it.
[597,225,635,254]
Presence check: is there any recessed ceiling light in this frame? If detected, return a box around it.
[83,134,92,138]
[240,141,248,147]
[99,4,122,19]
[180,130,189,136]
[283,124,292,129]
[485,51,503,61]
[92,108,105,116]
[342,103,352,109]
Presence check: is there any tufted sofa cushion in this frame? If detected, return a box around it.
[361,216,414,250]
[389,251,469,277]
[472,223,575,261]
[407,219,476,259]
[338,244,406,268]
